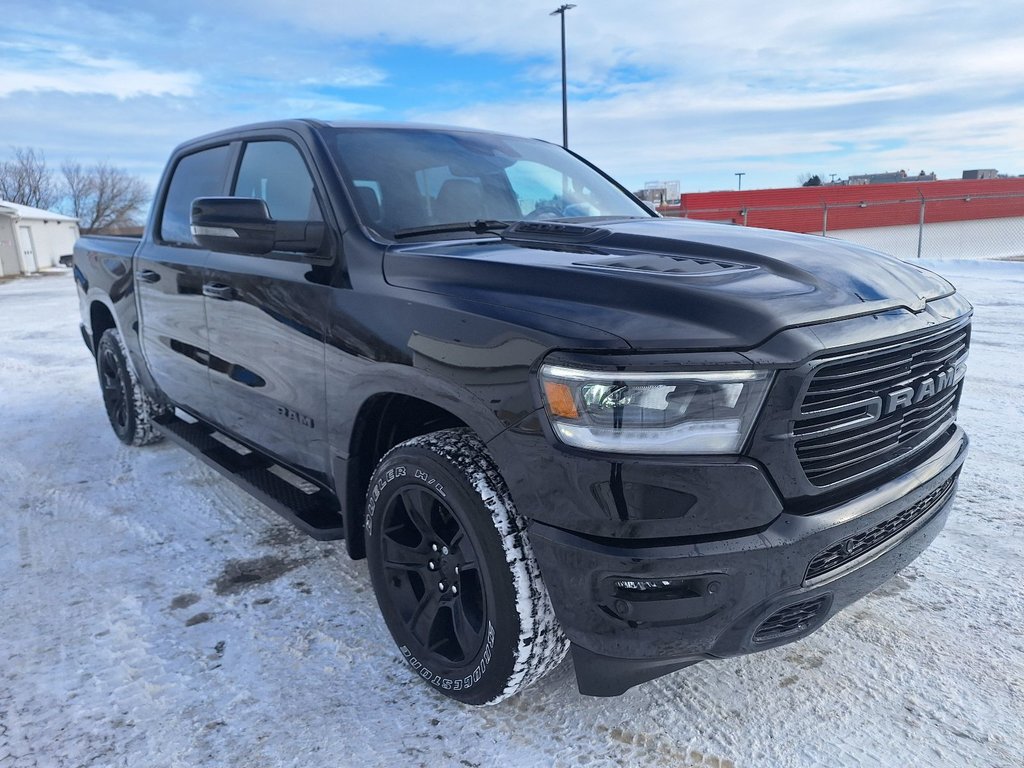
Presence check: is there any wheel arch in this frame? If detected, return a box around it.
[88,299,117,356]
[87,290,166,407]
[339,392,479,560]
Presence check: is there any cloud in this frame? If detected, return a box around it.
[0,42,198,99]
[300,66,388,89]
[280,97,383,118]
[411,85,1024,192]
[224,0,1023,90]
[3,0,1024,193]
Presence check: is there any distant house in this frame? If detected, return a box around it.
[962,169,998,180]
[0,201,80,277]
[848,169,937,185]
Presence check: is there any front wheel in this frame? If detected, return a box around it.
[365,428,568,705]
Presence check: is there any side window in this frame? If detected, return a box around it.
[159,145,231,245]
[233,141,323,221]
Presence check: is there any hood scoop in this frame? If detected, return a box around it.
[502,220,610,244]
[575,254,758,276]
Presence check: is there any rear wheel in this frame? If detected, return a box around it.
[96,328,168,446]
[365,428,568,705]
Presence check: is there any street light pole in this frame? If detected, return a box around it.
[550,4,576,149]
[735,172,745,191]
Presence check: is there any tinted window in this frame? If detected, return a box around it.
[233,141,322,221]
[325,128,651,239]
[159,145,231,245]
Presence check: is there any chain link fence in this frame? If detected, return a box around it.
[662,192,1024,261]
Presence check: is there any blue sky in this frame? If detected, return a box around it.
[2,0,1023,196]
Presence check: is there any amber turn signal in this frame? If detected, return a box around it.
[544,380,579,419]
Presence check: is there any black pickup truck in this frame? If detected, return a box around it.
[73,120,971,705]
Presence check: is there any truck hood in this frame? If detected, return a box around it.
[383,218,957,350]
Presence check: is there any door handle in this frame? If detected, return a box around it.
[137,269,161,284]
[202,282,235,300]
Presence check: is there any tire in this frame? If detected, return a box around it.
[95,328,168,446]
[365,428,568,705]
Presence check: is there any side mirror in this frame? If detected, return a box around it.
[191,197,276,254]
[190,197,326,255]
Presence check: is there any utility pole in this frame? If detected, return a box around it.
[917,191,926,259]
[735,172,745,191]
[550,4,576,149]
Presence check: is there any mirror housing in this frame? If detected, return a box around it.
[191,197,276,254]
[190,197,324,255]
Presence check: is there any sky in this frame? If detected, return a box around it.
[2,0,1023,198]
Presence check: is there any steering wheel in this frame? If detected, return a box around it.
[525,200,565,220]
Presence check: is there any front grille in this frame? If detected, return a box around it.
[753,596,831,643]
[794,321,969,487]
[805,473,957,583]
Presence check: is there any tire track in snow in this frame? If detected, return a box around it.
[2,268,1023,767]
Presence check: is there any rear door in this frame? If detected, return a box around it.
[202,137,331,478]
[137,143,232,418]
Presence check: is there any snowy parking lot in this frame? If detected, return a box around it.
[1,261,1022,768]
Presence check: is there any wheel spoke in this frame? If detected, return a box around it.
[445,526,466,553]
[101,371,118,394]
[408,587,443,646]
[449,592,485,658]
[398,487,436,540]
[381,533,428,571]
[115,399,127,428]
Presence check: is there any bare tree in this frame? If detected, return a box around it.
[797,172,825,187]
[0,147,61,209]
[62,160,92,223]
[2,147,149,231]
[61,160,149,233]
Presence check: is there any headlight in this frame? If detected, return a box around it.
[539,364,772,454]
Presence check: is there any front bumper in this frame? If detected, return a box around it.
[527,426,968,696]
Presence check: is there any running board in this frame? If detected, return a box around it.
[154,412,345,541]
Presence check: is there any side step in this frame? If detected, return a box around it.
[154,412,346,541]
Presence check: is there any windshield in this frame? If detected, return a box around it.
[321,127,653,240]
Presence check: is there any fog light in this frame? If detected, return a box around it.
[609,575,717,601]
[614,578,678,592]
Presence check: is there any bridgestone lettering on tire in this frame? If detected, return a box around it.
[365,428,568,705]
[96,328,168,447]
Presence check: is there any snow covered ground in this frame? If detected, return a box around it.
[1,262,1021,768]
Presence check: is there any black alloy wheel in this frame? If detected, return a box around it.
[378,485,488,667]
[365,428,568,705]
[99,341,131,438]
[95,328,166,446]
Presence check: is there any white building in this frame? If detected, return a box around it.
[0,201,80,277]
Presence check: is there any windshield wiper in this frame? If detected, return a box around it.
[393,220,512,240]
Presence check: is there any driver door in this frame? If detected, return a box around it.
[202,138,331,478]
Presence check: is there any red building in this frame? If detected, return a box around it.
[659,178,1024,235]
